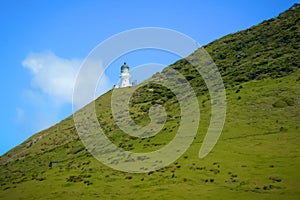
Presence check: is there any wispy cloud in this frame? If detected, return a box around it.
[20,51,111,133]
[16,107,25,124]
[22,51,81,105]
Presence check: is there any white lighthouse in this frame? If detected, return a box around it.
[120,62,132,88]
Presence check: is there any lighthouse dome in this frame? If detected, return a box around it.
[121,62,129,73]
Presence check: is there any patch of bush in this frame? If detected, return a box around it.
[279,127,288,132]
[3,186,10,191]
[148,171,154,175]
[263,185,278,190]
[273,97,295,108]
[269,176,282,182]
[284,97,295,106]
[273,99,287,108]
[83,180,93,185]
[66,175,83,182]
[209,169,220,174]
[70,147,84,154]
[231,174,238,178]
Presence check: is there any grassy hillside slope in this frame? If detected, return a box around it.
[0,3,299,200]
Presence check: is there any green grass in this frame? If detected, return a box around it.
[1,4,300,200]
[1,69,299,200]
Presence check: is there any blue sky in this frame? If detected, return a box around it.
[0,0,297,155]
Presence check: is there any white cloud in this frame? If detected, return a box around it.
[22,51,111,107]
[20,51,112,133]
[22,51,81,105]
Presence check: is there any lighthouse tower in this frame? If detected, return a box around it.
[120,62,132,88]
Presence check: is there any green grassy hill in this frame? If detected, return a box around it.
[1,4,300,200]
